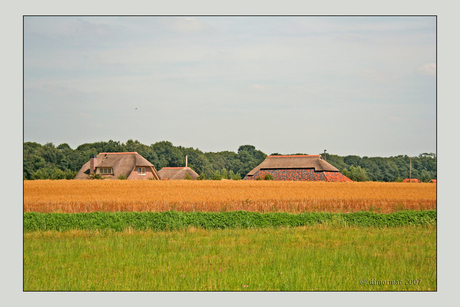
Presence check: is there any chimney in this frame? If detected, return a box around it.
[185,155,188,168]
[90,155,97,174]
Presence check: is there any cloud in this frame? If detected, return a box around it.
[388,115,406,121]
[251,84,265,90]
[78,112,92,121]
[159,17,210,34]
[416,63,436,76]
[362,69,399,82]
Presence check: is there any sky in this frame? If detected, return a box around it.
[23,16,436,157]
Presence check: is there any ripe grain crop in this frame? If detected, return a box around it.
[23,180,436,213]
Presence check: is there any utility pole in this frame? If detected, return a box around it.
[324,149,327,161]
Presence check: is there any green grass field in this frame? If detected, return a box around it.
[24,225,436,291]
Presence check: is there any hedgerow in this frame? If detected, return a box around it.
[23,210,436,232]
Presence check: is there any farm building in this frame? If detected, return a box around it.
[244,155,352,182]
[158,167,199,180]
[403,178,420,183]
[74,152,160,180]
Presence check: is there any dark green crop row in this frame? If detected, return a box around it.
[23,210,436,232]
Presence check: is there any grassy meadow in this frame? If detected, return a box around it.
[23,180,436,291]
[24,225,436,291]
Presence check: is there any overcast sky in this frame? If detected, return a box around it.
[24,16,436,157]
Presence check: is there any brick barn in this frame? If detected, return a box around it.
[158,167,199,180]
[74,152,160,180]
[244,155,352,182]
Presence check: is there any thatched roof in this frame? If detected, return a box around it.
[246,155,339,176]
[74,152,158,180]
[158,167,199,180]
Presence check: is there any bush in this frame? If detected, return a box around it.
[117,174,127,180]
[197,173,206,180]
[232,173,242,180]
[212,171,222,180]
[90,174,104,180]
[264,173,274,180]
[51,168,65,180]
[220,169,229,179]
[185,173,192,180]
[65,171,77,180]
[343,166,369,182]
[31,169,50,180]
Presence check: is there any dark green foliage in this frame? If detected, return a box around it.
[23,141,436,181]
[220,168,229,179]
[117,174,127,180]
[342,166,369,182]
[89,174,103,180]
[264,173,274,180]
[229,171,242,180]
[184,173,192,180]
[330,153,436,182]
[24,210,436,232]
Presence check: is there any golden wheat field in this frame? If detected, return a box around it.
[23,180,436,213]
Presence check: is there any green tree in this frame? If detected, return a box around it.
[220,168,229,179]
[346,166,369,182]
[212,170,222,180]
[419,170,431,182]
[151,141,184,168]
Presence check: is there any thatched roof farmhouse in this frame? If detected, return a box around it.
[74,152,160,180]
[244,155,352,182]
[158,167,199,180]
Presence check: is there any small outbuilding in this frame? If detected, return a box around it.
[158,167,199,180]
[244,155,352,182]
[74,152,160,180]
[403,178,419,183]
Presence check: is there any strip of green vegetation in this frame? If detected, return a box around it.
[24,225,436,291]
[24,210,436,232]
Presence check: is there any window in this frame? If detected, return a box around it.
[138,167,145,175]
[98,168,113,174]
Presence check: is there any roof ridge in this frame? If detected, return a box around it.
[162,167,187,169]
[269,155,321,158]
[99,152,138,155]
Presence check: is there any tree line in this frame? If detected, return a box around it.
[23,140,436,182]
